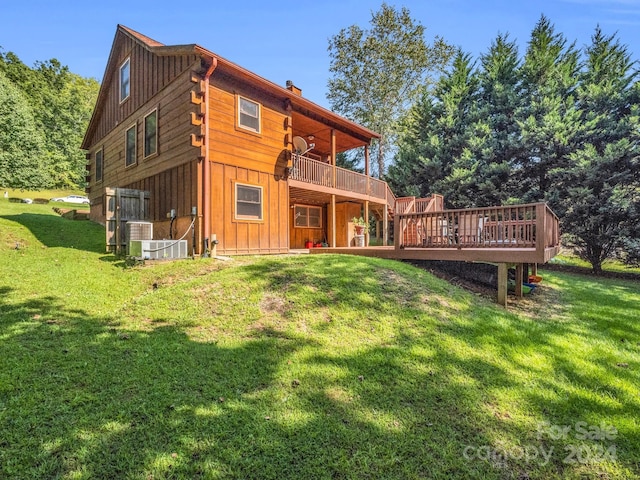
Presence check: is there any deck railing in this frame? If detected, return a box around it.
[395,202,560,251]
[290,154,389,203]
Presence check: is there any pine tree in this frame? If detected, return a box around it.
[518,16,581,204]
[560,28,640,272]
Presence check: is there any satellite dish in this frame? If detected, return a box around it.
[292,136,308,154]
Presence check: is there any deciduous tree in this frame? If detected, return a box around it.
[327,3,454,178]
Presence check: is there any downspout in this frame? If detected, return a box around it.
[201,56,217,256]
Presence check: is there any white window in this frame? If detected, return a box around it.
[294,205,322,228]
[120,58,130,102]
[125,124,136,167]
[144,109,157,158]
[235,183,263,220]
[95,147,103,182]
[238,96,260,133]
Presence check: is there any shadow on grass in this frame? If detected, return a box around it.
[0,213,105,253]
[0,256,638,479]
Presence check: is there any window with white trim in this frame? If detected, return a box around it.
[235,183,263,220]
[125,124,136,167]
[238,96,260,133]
[120,57,130,102]
[294,205,322,228]
[95,147,103,182]
[144,109,157,158]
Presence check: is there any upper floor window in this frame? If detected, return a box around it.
[238,96,260,133]
[235,183,263,221]
[144,109,157,158]
[125,124,136,167]
[120,58,130,102]
[95,147,103,182]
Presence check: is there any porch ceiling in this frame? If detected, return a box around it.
[289,187,388,218]
[291,111,370,156]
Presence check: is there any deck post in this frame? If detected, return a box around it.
[515,263,524,298]
[532,263,538,276]
[364,200,369,246]
[535,203,545,260]
[331,129,337,188]
[331,194,336,247]
[383,206,388,246]
[394,215,401,250]
[497,263,508,307]
[364,144,369,177]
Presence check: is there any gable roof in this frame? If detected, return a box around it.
[82,25,380,150]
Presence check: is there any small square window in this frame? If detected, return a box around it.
[238,96,260,133]
[120,58,130,102]
[144,110,157,158]
[125,124,136,167]
[236,183,263,221]
[95,148,103,182]
[294,205,322,228]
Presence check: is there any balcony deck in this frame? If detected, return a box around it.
[288,154,391,207]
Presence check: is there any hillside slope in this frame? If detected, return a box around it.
[1,200,639,479]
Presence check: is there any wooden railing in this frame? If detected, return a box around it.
[386,184,396,212]
[395,203,560,251]
[290,154,389,203]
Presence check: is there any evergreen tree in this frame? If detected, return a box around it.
[560,29,639,272]
[518,16,581,204]
[472,34,523,205]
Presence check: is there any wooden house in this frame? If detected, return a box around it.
[82,25,391,255]
[82,25,561,305]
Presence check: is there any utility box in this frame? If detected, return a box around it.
[129,240,188,260]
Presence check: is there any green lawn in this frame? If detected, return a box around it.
[550,252,640,276]
[1,199,639,479]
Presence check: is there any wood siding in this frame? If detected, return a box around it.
[206,74,291,254]
[87,65,201,224]
[85,31,199,148]
[210,163,289,255]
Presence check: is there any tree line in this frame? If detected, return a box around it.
[328,8,639,272]
[0,50,99,190]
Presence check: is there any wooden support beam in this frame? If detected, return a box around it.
[497,263,508,307]
[331,194,336,248]
[515,263,524,298]
[190,112,203,126]
[364,144,369,177]
[190,134,204,148]
[364,200,369,246]
[532,263,538,276]
[331,129,336,187]
[383,204,388,247]
[190,91,203,105]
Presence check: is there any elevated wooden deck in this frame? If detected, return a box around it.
[309,202,561,306]
[309,245,560,264]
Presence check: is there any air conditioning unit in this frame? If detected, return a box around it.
[126,221,153,242]
[129,240,188,260]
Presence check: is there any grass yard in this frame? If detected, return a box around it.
[1,199,639,479]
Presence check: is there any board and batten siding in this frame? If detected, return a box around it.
[85,30,199,148]
[207,75,291,254]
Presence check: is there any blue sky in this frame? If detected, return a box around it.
[2,0,640,108]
